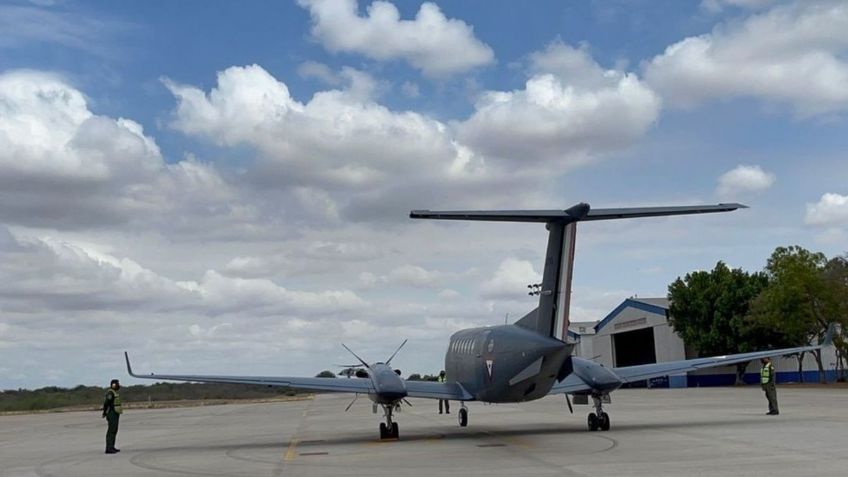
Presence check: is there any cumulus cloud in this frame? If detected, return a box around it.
[805,193,848,226]
[645,1,848,116]
[479,258,541,300]
[0,229,367,316]
[716,164,775,198]
[459,42,660,166]
[297,0,494,76]
[0,70,252,232]
[456,42,661,171]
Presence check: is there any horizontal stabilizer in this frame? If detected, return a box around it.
[411,203,746,224]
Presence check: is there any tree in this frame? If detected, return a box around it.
[315,370,336,378]
[747,246,845,383]
[407,373,422,381]
[668,261,778,383]
[823,254,848,381]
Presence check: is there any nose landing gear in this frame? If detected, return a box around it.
[587,394,610,431]
[379,403,400,439]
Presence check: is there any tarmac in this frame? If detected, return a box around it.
[1,385,846,477]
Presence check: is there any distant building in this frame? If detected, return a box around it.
[569,297,840,387]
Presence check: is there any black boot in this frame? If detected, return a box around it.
[105,448,118,454]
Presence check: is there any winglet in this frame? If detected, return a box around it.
[124,351,137,377]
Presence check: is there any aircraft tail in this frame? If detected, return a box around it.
[411,202,746,340]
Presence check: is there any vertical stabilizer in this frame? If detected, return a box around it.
[409,202,746,339]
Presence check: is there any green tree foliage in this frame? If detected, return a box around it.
[315,370,337,378]
[823,254,848,380]
[749,246,847,382]
[668,261,776,383]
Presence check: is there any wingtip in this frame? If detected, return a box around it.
[124,351,134,377]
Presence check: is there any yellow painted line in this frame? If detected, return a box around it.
[284,438,300,462]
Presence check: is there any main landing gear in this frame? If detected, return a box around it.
[379,403,400,439]
[587,394,610,431]
[458,403,468,427]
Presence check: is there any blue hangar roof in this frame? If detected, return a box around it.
[594,297,669,333]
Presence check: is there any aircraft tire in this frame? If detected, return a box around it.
[587,412,599,431]
[391,422,399,438]
[379,422,387,439]
[599,412,610,431]
[458,408,468,427]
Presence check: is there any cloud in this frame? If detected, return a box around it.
[458,42,660,166]
[700,0,778,13]
[0,70,257,234]
[297,61,342,85]
[645,1,848,116]
[0,3,128,58]
[401,81,420,98]
[716,164,775,198]
[0,228,367,316]
[479,258,541,300]
[805,193,848,226]
[297,0,494,77]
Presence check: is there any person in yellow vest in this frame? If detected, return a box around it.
[102,378,123,453]
[760,357,779,415]
[437,370,450,414]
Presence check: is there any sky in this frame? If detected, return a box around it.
[1,0,847,389]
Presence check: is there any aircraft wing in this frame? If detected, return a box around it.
[612,343,820,384]
[550,340,827,395]
[403,380,474,401]
[124,352,373,394]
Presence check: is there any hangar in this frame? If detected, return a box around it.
[568,297,841,387]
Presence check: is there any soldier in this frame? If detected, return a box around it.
[102,378,123,454]
[760,357,779,415]
[437,370,450,414]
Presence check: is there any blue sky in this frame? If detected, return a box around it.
[1,0,847,388]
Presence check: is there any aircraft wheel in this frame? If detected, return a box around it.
[587,412,599,431]
[379,422,388,439]
[391,422,399,439]
[599,412,610,431]
[458,408,468,427]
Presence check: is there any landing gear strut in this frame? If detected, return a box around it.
[587,394,610,431]
[379,403,400,439]
[458,403,469,427]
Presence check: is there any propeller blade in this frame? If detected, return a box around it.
[385,339,408,366]
[565,394,573,414]
[334,364,365,368]
[341,343,370,369]
[345,393,359,412]
[403,398,413,407]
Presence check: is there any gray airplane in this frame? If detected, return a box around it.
[125,202,828,439]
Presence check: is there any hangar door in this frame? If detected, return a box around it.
[613,327,656,368]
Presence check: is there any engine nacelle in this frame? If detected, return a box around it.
[570,357,623,394]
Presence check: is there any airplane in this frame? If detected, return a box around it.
[125,202,830,439]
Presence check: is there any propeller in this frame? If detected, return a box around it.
[385,339,408,365]
[341,343,371,369]
[345,393,360,411]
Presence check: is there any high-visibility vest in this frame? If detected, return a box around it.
[760,363,774,385]
[438,375,446,383]
[107,389,123,414]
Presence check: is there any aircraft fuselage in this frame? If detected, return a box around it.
[444,324,572,403]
